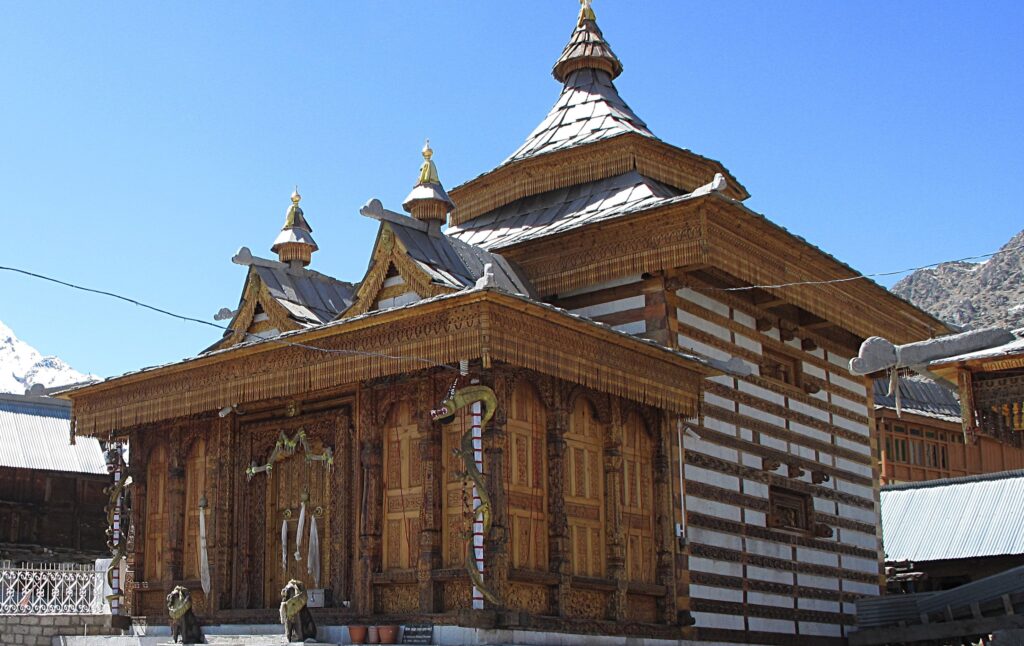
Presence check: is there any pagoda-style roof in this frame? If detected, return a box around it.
[449,5,748,228]
[449,170,684,249]
[209,249,354,351]
[345,199,532,317]
[505,68,652,165]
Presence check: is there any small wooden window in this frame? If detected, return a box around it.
[762,348,802,388]
[768,485,813,532]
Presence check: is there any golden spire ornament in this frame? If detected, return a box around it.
[579,0,596,24]
[417,139,440,185]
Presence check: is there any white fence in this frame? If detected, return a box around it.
[0,562,105,615]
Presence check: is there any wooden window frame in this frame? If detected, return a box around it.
[762,347,803,389]
[768,485,814,534]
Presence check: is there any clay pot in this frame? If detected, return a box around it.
[348,624,368,644]
[367,625,379,644]
[378,625,399,644]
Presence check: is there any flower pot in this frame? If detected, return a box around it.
[348,624,367,644]
[367,625,379,644]
[378,625,399,644]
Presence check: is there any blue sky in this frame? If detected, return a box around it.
[2,1,1022,379]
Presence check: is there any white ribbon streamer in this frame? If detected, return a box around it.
[294,502,306,561]
[307,515,320,588]
[281,519,288,571]
[198,506,211,595]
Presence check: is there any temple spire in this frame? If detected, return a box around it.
[271,187,319,268]
[403,139,454,231]
[552,0,623,83]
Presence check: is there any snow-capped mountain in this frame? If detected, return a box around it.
[0,319,98,394]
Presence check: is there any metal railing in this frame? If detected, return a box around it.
[0,561,105,614]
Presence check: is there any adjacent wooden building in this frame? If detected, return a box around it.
[873,376,1024,484]
[66,4,949,644]
[0,392,108,564]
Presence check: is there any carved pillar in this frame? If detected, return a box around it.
[546,381,570,617]
[126,431,146,616]
[483,369,510,606]
[209,415,234,614]
[166,430,186,584]
[356,388,384,615]
[653,412,677,624]
[417,377,443,612]
[605,400,626,622]
[331,407,353,604]
[232,423,252,609]
[642,272,671,347]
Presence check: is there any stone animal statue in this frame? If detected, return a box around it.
[280,578,317,642]
[166,585,204,644]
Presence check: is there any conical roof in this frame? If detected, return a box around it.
[552,1,623,83]
[271,189,318,265]
[504,2,653,165]
[403,140,455,223]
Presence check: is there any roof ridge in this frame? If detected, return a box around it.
[883,468,1024,491]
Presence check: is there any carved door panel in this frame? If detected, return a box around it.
[566,400,605,578]
[263,433,333,605]
[183,438,208,581]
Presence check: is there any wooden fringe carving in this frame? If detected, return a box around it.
[70,293,706,437]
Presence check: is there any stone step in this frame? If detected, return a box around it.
[157,640,338,646]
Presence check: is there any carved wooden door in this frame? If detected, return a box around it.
[263,430,333,605]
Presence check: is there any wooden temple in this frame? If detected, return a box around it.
[65,4,950,644]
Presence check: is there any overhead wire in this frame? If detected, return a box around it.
[1,239,1020,366]
[0,264,461,373]
[712,243,1024,292]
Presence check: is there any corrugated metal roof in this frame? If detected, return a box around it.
[0,394,106,475]
[873,375,961,420]
[448,170,685,250]
[930,334,1024,366]
[881,470,1024,562]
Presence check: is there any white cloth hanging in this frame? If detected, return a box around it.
[198,506,211,595]
[294,502,306,561]
[307,514,320,588]
[280,519,288,571]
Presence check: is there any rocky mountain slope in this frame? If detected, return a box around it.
[0,320,98,394]
[892,229,1024,331]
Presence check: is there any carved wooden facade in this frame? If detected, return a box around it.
[63,5,953,645]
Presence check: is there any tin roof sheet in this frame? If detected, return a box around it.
[881,470,1024,562]
[873,375,961,420]
[0,394,106,475]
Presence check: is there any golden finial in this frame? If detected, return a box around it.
[579,0,596,24]
[291,186,301,204]
[417,138,440,185]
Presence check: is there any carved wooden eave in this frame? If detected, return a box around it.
[343,222,456,318]
[929,351,1024,382]
[209,266,305,351]
[447,134,749,226]
[495,193,949,348]
[65,289,715,437]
